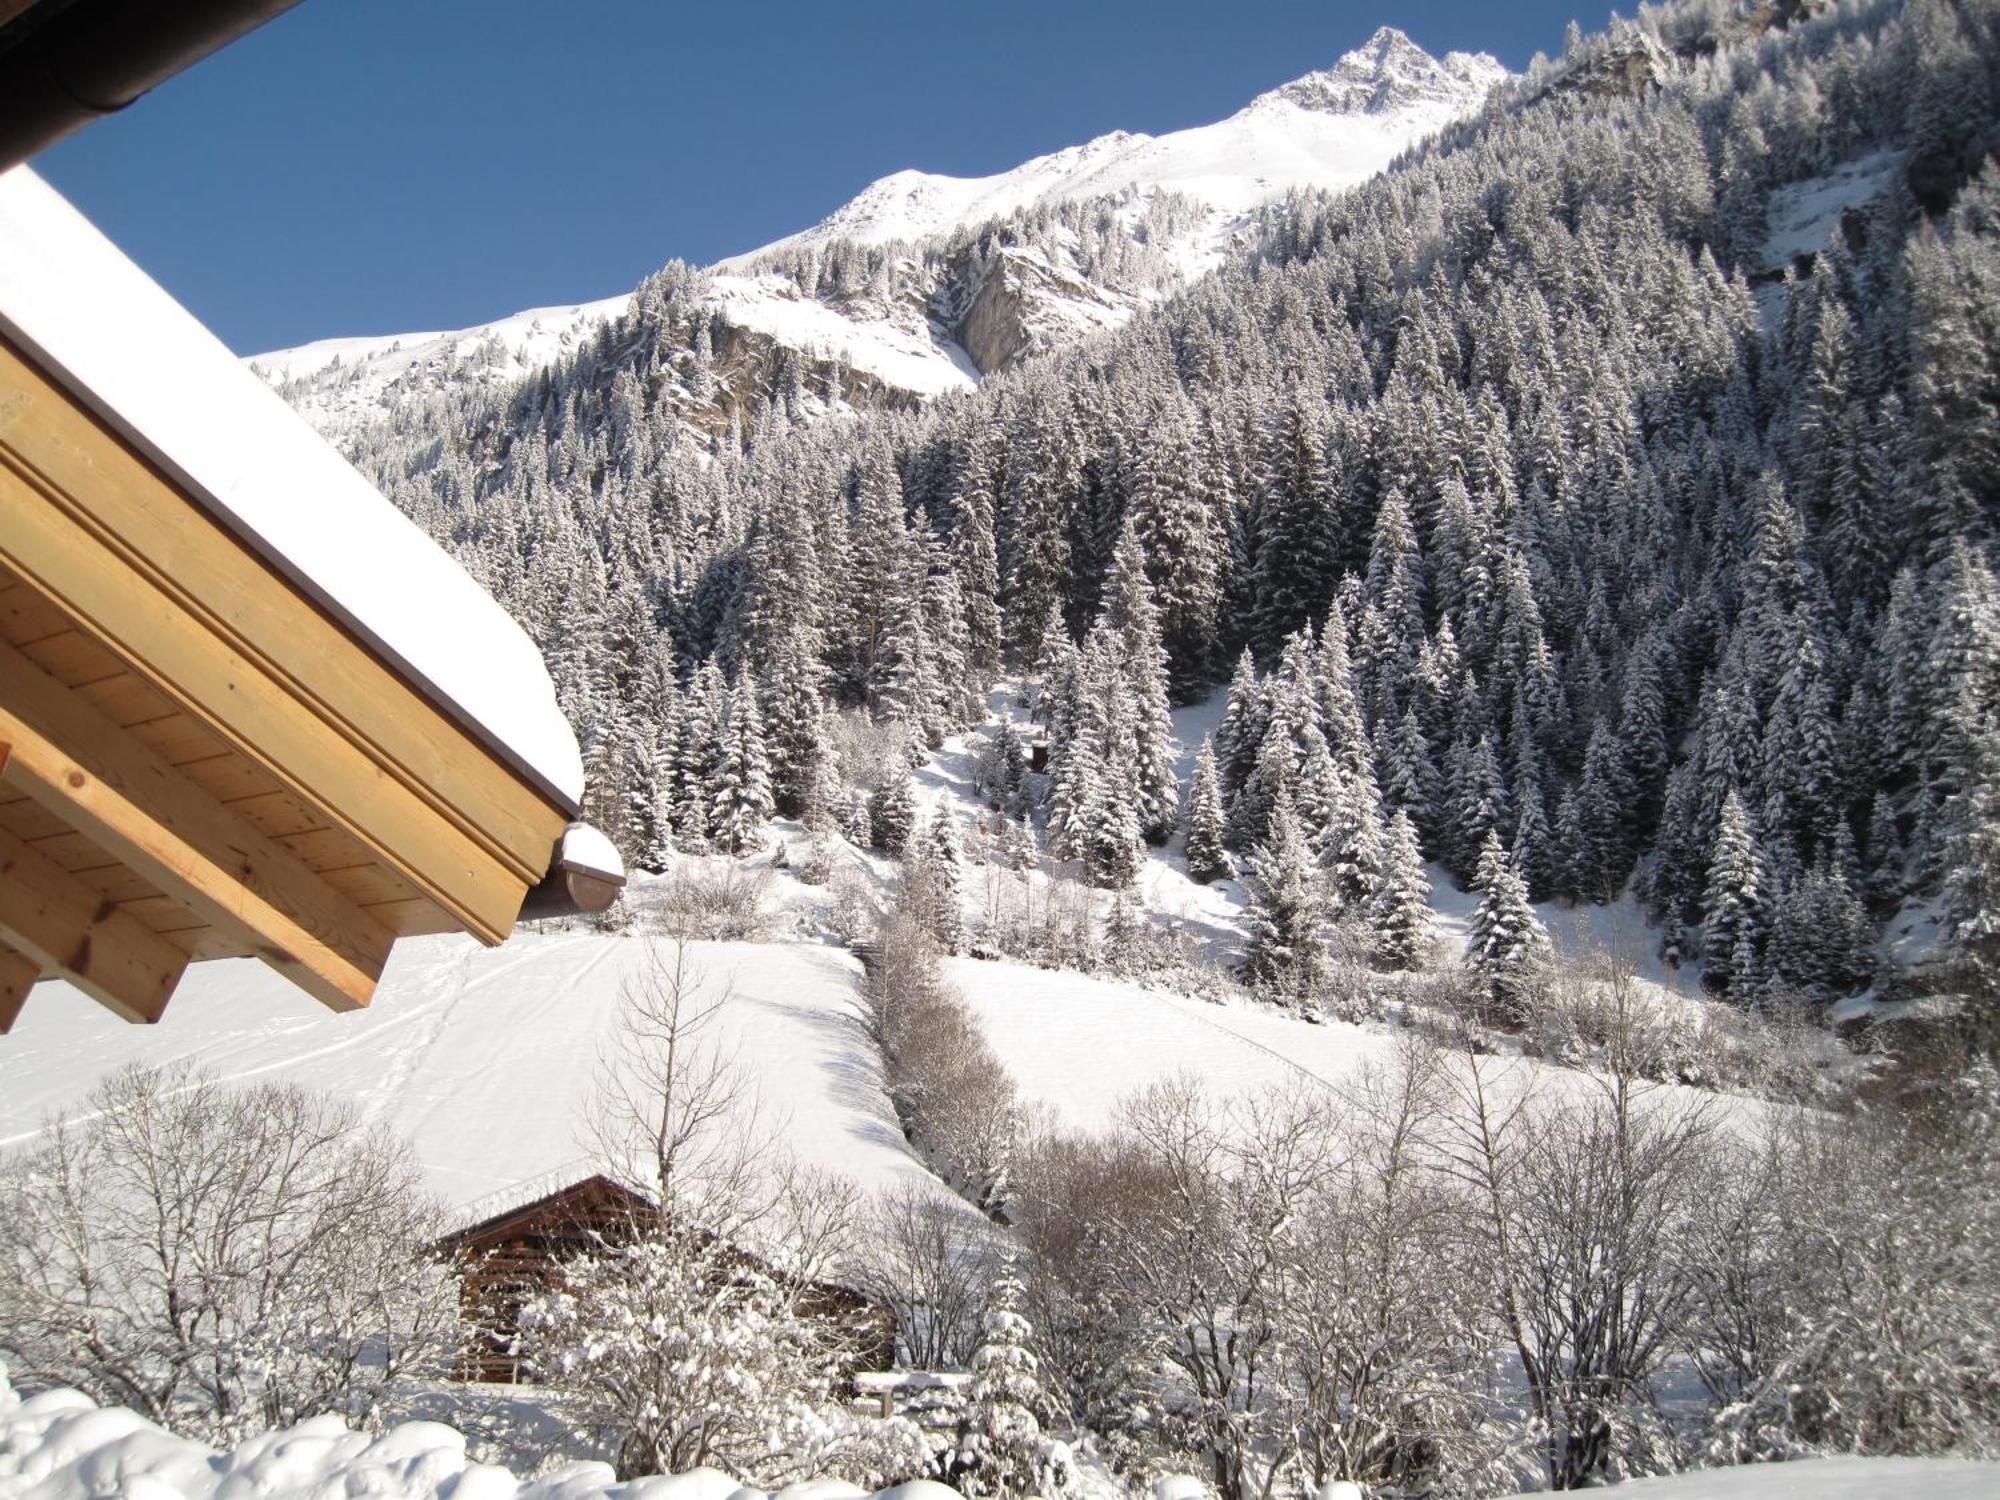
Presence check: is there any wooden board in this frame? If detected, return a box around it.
[0,337,569,943]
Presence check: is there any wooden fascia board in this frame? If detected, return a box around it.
[0,635,393,1011]
[0,753,185,1024]
[0,937,36,1032]
[0,337,571,942]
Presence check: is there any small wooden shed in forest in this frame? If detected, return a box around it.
[0,167,624,1033]
[439,1174,899,1385]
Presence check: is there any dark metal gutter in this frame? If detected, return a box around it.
[0,0,304,170]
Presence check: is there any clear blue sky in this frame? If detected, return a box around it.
[31,0,1598,356]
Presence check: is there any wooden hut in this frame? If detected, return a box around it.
[438,1175,898,1384]
[0,167,623,1033]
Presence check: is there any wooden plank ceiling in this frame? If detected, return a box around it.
[0,557,456,1025]
[0,333,575,1031]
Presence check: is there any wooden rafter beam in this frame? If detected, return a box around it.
[0,937,38,1033]
[0,638,395,1012]
[0,336,562,944]
[0,782,184,1023]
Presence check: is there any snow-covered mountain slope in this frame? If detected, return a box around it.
[729,28,1504,261]
[247,294,629,439]
[250,28,1503,439]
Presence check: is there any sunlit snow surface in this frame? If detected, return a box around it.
[1493,1457,2000,1500]
[726,33,1505,262]
[5,1367,1994,1500]
[0,930,935,1219]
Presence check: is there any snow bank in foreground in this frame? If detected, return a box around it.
[1494,1455,2000,1499]
[8,1369,1993,1500]
[0,1365,966,1500]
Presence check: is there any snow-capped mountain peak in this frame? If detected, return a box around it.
[1258,26,1507,117]
[253,30,1508,437]
[735,29,1506,260]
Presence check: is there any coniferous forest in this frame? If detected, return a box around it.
[329,0,1998,1025]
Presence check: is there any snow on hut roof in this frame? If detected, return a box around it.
[0,166,585,813]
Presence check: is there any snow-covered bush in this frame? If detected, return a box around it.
[651,862,773,941]
[517,1227,853,1483]
[863,904,1021,1208]
[1688,1066,2000,1463]
[0,1063,457,1447]
[0,1360,971,1500]
[858,1183,994,1372]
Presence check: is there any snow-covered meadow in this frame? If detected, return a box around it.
[0,929,937,1220]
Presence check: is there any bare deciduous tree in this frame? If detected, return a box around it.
[858,1181,994,1371]
[0,1063,456,1445]
[1271,1038,1507,1498]
[527,937,893,1484]
[1439,965,1717,1488]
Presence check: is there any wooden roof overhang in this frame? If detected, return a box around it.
[0,330,580,1031]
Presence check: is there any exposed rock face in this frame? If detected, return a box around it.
[1687,0,1824,57]
[939,245,1130,376]
[949,255,1031,375]
[1530,31,1677,106]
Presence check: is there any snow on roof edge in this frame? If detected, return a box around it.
[0,167,585,814]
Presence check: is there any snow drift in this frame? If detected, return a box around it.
[0,1364,967,1500]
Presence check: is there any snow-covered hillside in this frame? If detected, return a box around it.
[249,28,1503,438]
[0,925,942,1223]
[730,28,1503,261]
[247,295,628,438]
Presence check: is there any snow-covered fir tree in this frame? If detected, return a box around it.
[1370,807,1432,970]
[1467,831,1549,1018]
[1703,789,1768,1002]
[871,774,917,857]
[709,682,775,855]
[1185,736,1231,884]
[913,807,967,954]
[297,0,2000,1017]
[955,1263,1067,1498]
[1242,784,1326,1002]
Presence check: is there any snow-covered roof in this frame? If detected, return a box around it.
[0,166,584,813]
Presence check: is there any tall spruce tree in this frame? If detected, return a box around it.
[1243,784,1326,1002]
[1372,807,1433,971]
[1186,736,1231,884]
[1703,789,1768,1001]
[708,683,774,855]
[1467,831,1550,1018]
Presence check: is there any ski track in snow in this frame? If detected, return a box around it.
[0,933,946,1221]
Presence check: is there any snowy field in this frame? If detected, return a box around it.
[1493,1457,2000,1500]
[0,931,939,1222]
[950,957,1397,1135]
